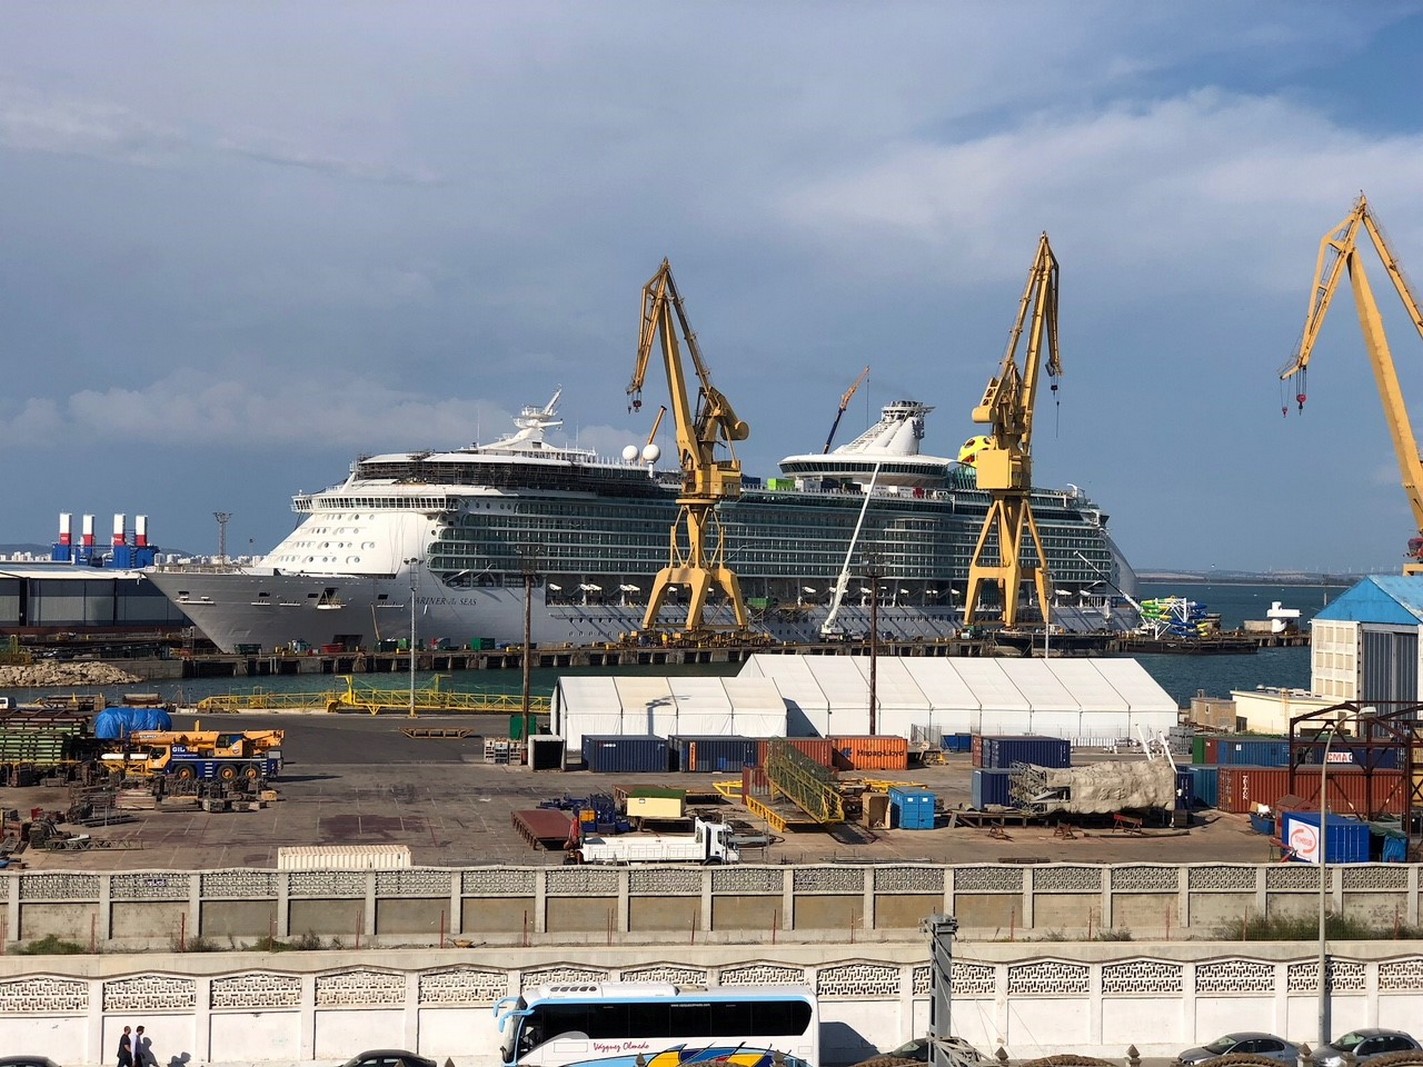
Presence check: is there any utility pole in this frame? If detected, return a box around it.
[213,512,232,563]
[404,557,422,717]
[863,552,883,735]
[520,545,541,757]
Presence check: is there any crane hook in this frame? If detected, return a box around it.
[1296,393,1307,412]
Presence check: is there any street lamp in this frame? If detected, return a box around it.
[862,553,883,735]
[1315,706,1363,1047]
[519,545,541,754]
[404,557,422,718]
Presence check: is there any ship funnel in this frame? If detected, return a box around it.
[113,513,127,547]
[82,514,95,547]
[135,514,149,548]
[58,512,72,547]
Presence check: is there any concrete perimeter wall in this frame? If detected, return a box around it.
[4,862,1420,951]
[3,940,1423,1067]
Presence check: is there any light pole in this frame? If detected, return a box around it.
[1316,706,1361,1047]
[404,557,422,718]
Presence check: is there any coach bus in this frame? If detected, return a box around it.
[493,982,819,1067]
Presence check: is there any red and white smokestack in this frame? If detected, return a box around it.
[82,514,95,548]
[113,513,126,548]
[135,515,149,548]
[59,512,73,547]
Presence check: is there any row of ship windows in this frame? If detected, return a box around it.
[280,541,379,551]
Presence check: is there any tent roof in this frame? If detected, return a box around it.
[899,659,982,711]
[1085,658,1178,713]
[1043,658,1130,712]
[948,658,1031,711]
[999,658,1079,713]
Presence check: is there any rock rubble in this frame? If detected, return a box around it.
[0,661,143,688]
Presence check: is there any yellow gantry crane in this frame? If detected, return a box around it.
[628,259,751,631]
[1280,194,1423,573]
[963,233,1062,629]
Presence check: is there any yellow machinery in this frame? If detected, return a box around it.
[628,259,750,632]
[1280,194,1423,573]
[963,233,1062,628]
[127,728,284,754]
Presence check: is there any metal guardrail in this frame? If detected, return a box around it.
[196,679,552,716]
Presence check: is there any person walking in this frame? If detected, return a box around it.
[116,1025,133,1067]
[134,1024,154,1067]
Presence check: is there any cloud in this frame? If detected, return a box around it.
[0,82,440,185]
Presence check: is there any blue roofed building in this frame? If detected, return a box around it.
[1310,575,1423,705]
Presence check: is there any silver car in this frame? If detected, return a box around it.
[1178,1033,1302,1065]
[1312,1029,1422,1066]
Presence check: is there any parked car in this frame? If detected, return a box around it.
[1312,1030,1422,1066]
[1177,1033,1302,1065]
[339,1052,438,1067]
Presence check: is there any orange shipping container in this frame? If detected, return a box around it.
[1217,766,1407,816]
[757,737,835,768]
[828,735,909,771]
[742,765,771,798]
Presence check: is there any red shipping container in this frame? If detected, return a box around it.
[971,734,985,768]
[741,765,771,798]
[1205,738,1220,763]
[757,737,835,769]
[1218,766,1406,816]
[828,735,909,771]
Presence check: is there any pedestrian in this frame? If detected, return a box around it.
[116,1025,133,1067]
[134,1024,154,1067]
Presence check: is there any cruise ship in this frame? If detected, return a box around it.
[146,391,1137,652]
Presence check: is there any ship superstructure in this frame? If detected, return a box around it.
[147,392,1136,652]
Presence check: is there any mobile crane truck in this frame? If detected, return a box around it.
[103,728,284,783]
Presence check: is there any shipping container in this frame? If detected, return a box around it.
[1175,768,1194,807]
[979,735,1071,770]
[1187,766,1220,809]
[828,735,909,771]
[1216,739,1290,767]
[276,844,411,871]
[888,786,936,829]
[971,768,1014,809]
[1205,737,1220,764]
[1216,766,1407,815]
[742,764,771,798]
[581,734,670,774]
[757,737,835,768]
[1192,735,1208,765]
[669,735,760,773]
[971,734,985,768]
[1294,742,1401,770]
[940,732,973,754]
[1280,811,1371,864]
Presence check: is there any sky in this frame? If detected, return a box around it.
[4,2,1423,573]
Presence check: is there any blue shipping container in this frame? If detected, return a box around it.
[669,735,759,773]
[888,786,936,829]
[1175,769,1194,807]
[581,735,669,774]
[971,768,1014,809]
[1216,739,1290,767]
[1187,766,1220,809]
[981,736,1071,770]
[1281,811,1371,864]
[1296,743,1400,770]
[940,733,974,753]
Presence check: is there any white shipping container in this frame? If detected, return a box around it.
[276,844,411,871]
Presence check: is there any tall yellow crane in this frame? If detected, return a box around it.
[822,365,870,453]
[963,233,1062,629]
[628,259,751,631]
[1280,194,1423,573]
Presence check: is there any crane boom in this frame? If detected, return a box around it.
[963,233,1062,629]
[1280,195,1423,570]
[626,259,750,631]
[822,365,870,453]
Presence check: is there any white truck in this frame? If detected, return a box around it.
[575,817,740,865]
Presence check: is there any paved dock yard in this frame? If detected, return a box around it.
[9,712,1280,871]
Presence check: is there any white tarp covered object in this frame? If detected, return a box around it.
[952,659,1031,735]
[613,676,677,738]
[741,654,831,735]
[719,676,789,736]
[554,676,622,751]
[667,676,735,737]
[900,659,982,735]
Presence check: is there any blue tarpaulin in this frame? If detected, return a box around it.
[93,706,172,739]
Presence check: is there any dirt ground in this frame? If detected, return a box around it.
[4,712,1281,871]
